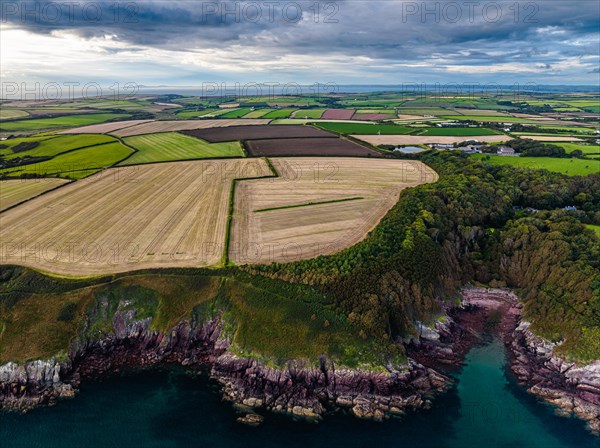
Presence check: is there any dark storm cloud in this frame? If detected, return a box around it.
[2,0,599,79]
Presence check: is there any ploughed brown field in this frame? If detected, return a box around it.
[230,157,438,265]
[0,159,270,275]
[182,125,335,142]
[245,137,380,157]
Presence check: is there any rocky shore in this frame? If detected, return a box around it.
[1,287,598,433]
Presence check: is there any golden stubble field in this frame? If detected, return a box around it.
[0,178,70,212]
[0,159,270,275]
[230,157,438,265]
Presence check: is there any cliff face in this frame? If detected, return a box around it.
[509,321,600,435]
[1,288,598,433]
[0,306,454,420]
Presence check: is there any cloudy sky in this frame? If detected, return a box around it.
[1,0,599,88]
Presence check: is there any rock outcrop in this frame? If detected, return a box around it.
[509,321,600,435]
[1,287,597,434]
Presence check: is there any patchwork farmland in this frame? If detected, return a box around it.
[245,137,379,157]
[58,119,273,137]
[230,157,438,264]
[182,125,334,142]
[0,159,271,275]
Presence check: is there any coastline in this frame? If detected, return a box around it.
[1,287,598,434]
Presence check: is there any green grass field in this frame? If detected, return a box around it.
[315,122,413,135]
[441,115,532,123]
[1,141,133,179]
[176,109,219,118]
[120,132,244,165]
[262,109,296,119]
[538,126,597,134]
[396,107,452,115]
[554,143,600,156]
[242,109,274,118]
[0,113,129,131]
[0,134,117,159]
[219,108,253,118]
[0,109,29,120]
[473,154,600,176]
[417,127,501,136]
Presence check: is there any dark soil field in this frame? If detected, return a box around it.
[321,109,355,119]
[245,137,380,157]
[182,125,335,142]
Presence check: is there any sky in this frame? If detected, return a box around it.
[1,0,599,91]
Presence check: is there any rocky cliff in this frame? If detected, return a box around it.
[1,288,598,433]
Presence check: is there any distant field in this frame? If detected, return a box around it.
[292,109,325,119]
[514,136,585,142]
[0,109,29,120]
[0,134,116,159]
[230,157,438,264]
[316,122,413,135]
[537,126,597,134]
[1,142,133,179]
[352,113,395,121]
[417,127,501,136]
[353,134,508,145]
[396,108,452,115]
[246,137,378,157]
[553,143,600,155]
[262,109,297,119]
[243,109,274,118]
[220,108,253,118]
[0,159,271,275]
[473,154,599,176]
[321,109,355,120]
[182,124,334,142]
[0,113,129,131]
[59,119,152,134]
[450,108,512,116]
[441,115,533,123]
[121,132,244,165]
[176,109,219,118]
[0,178,70,211]
[111,119,271,137]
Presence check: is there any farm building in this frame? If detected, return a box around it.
[497,146,516,156]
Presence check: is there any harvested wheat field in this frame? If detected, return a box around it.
[0,159,270,275]
[513,135,585,142]
[0,178,70,212]
[182,124,335,142]
[230,157,438,264]
[59,120,153,134]
[112,119,272,137]
[352,134,510,145]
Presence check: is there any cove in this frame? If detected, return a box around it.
[1,339,597,448]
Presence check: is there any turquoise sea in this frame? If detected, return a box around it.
[1,339,598,448]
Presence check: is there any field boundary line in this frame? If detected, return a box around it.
[222,157,279,266]
[254,196,364,213]
[0,179,75,215]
